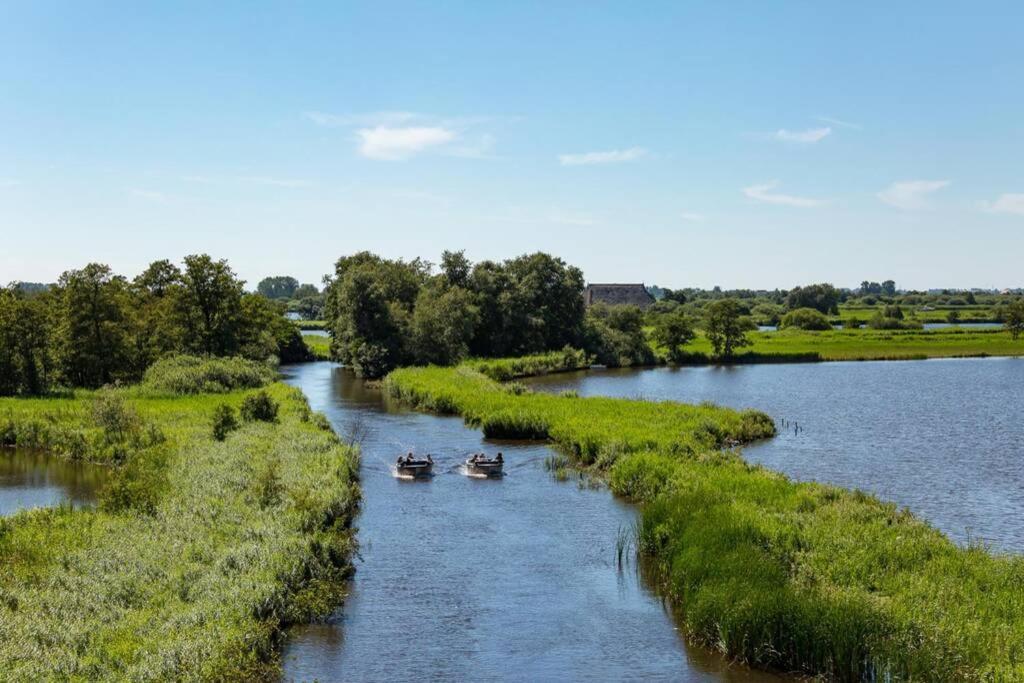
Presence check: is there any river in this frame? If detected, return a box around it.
[282,361,782,682]
[525,357,1024,552]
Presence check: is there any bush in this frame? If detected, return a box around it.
[211,404,239,441]
[240,391,278,423]
[142,355,276,395]
[779,308,832,331]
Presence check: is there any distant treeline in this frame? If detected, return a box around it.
[0,256,307,396]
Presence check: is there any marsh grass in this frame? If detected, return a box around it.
[386,362,1024,679]
[0,381,360,680]
[141,354,277,395]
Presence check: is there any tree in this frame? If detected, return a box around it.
[54,263,133,387]
[583,304,654,367]
[786,283,840,314]
[440,250,471,288]
[651,310,696,362]
[881,280,897,297]
[0,287,53,395]
[704,298,755,358]
[134,259,182,297]
[410,283,479,365]
[779,307,831,331]
[946,310,961,325]
[293,283,319,299]
[257,276,299,300]
[178,255,245,356]
[1004,300,1024,340]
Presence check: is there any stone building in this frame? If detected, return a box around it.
[583,283,655,309]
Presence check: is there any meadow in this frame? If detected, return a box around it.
[667,327,1024,364]
[0,357,360,680]
[386,362,1024,680]
[302,333,332,361]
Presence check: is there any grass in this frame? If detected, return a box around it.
[296,320,328,330]
[466,347,593,381]
[141,354,279,395]
[0,379,360,679]
[664,327,1024,364]
[836,304,1002,324]
[386,362,1024,679]
[302,333,332,361]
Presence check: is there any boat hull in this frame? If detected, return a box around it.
[465,460,503,477]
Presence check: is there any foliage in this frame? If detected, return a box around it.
[211,403,238,440]
[785,283,841,314]
[410,282,479,365]
[0,287,53,395]
[256,275,299,300]
[468,347,592,381]
[650,309,697,362]
[779,307,832,331]
[1003,300,1024,340]
[703,298,755,358]
[142,355,276,395]
[0,384,359,679]
[240,390,279,422]
[584,304,656,367]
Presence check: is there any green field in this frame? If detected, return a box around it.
[663,327,1024,364]
[0,369,359,679]
[386,362,1024,680]
[836,303,1001,324]
[302,332,332,360]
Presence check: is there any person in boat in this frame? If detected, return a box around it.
[426,454,433,464]
[495,452,503,463]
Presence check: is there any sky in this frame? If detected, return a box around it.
[1,1,1022,291]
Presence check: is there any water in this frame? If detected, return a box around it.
[302,329,329,337]
[282,362,783,682]
[525,358,1024,552]
[0,448,108,515]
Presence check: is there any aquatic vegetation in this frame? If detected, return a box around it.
[386,362,1024,679]
[141,354,278,395]
[467,347,593,381]
[0,382,360,679]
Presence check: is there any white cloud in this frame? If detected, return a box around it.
[680,212,705,222]
[129,188,166,202]
[877,180,950,210]
[356,126,457,160]
[743,181,825,208]
[817,116,862,130]
[558,147,648,166]
[774,127,831,143]
[981,193,1024,216]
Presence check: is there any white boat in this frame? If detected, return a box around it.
[396,455,434,478]
[465,454,504,477]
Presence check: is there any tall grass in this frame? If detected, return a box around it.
[386,363,1024,679]
[141,354,278,395]
[467,347,593,381]
[0,382,360,679]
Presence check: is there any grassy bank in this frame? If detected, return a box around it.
[670,327,1024,364]
[385,363,1024,679]
[0,365,359,679]
[302,333,332,361]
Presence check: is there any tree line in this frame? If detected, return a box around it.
[0,255,307,396]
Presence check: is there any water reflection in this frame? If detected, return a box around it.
[282,362,784,682]
[0,449,108,515]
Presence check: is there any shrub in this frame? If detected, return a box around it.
[211,404,239,441]
[779,308,832,331]
[142,355,276,395]
[240,391,278,422]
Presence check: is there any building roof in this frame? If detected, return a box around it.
[584,283,655,308]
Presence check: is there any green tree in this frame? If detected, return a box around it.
[583,304,655,367]
[0,288,53,395]
[134,259,182,296]
[256,276,299,300]
[178,255,245,356]
[946,310,961,325]
[786,283,841,314]
[440,250,471,288]
[292,283,319,299]
[1004,300,1024,340]
[410,283,479,365]
[54,264,133,387]
[651,310,696,362]
[704,298,755,358]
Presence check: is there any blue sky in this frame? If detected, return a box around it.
[2,1,1022,290]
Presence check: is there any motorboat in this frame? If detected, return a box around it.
[396,454,434,478]
[465,453,504,477]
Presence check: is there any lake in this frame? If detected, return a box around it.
[525,357,1024,552]
[282,362,783,682]
[0,448,108,516]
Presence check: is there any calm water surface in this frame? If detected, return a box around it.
[282,362,782,682]
[0,449,107,515]
[526,357,1024,551]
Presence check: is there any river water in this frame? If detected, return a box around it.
[0,448,107,516]
[282,362,782,682]
[525,357,1024,552]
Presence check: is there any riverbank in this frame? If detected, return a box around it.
[385,362,1024,679]
[303,332,332,360]
[666,327,1024,364]
[0,370,360,678]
